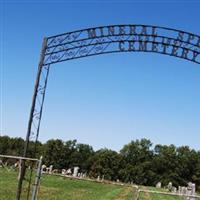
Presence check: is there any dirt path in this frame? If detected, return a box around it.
[114,187,133,200]
[140,187,152,200]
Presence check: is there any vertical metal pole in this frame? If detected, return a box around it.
[134,186,139,200]
[34,64,50,152]
[16,38,47,200]
[32,156,43,200]
[26,64,50,200]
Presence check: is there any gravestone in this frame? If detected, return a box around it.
[62,169,66,175]
[73,167,79,177]
[41,164,46,173]
[66,168,72,175]
[178,183,196,200]
[172,186,177,193]
[82,172,87,178]
[49,165,53,174]
[167,182,173,192]
[156,182,162,188]
[187,182,196,200]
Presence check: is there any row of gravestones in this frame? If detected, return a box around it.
[41,165,109,183]
[42,165,87,178]
[156,181,196,200]
[41,164,197,199]
[42,164,53,173]
[62,166,87,178]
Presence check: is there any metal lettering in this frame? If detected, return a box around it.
[187,34,195,43]
[192,51,199,62]
[129,41,135,51]
[138,35,143,41]
[108,26,115,36]
[161,43,169,54]
[181,48,189,59]
[87,28,97,39]
[139,41,147,51]
[129,25,136,35]
[47,25,199,64]
[177,31,184,41]
[152,27,158,36]
[119,41,125,51]
[166,38,172,45]
[152,42,158,52]
[171,46,179,56]
[173,40,179,46]
[99,27,105,37]
[152,35,156,43]
[119,25,126,35]
[173,40,182,47]
[144,35,149,41]
[141,26,147,35]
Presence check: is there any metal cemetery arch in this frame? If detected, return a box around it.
[17,24,200,199]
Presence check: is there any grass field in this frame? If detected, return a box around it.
[0,168,199,200]
[139,189,183,200]
[0,168,132,200]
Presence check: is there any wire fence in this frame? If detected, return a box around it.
[0,154,42,200]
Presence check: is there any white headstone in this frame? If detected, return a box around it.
[73,167,79,177]
[62,169,66,175]
[66,168,72,175]
[156,182,162,188]
[49,165,53,174]
[41,164,46,173]
[83,172,87,178]
[167,182,173,192]
[187,182,196,200]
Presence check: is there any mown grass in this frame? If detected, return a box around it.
[0,168,28,200]
[1,168,199,200]
[38,174,133,200]
[139,191,184,200]
[0,168,132,200]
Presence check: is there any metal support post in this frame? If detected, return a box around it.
[16,38,48,200]
[32,156,43,200]
[133,186,139,200]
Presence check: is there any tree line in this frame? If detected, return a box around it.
[0,135,200,191]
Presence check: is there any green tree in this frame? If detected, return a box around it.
[43,139,66,169]
[70,143,94,172]
[120,139,154,185]
[90,149,123,181]
[153,144,179,187]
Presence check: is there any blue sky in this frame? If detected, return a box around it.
[1,0,200,151]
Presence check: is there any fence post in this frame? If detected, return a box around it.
[133,186,139,200]
[32,156,43,200]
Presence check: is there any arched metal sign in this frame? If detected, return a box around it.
[17,24,200,200]
[45,25,200,65]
